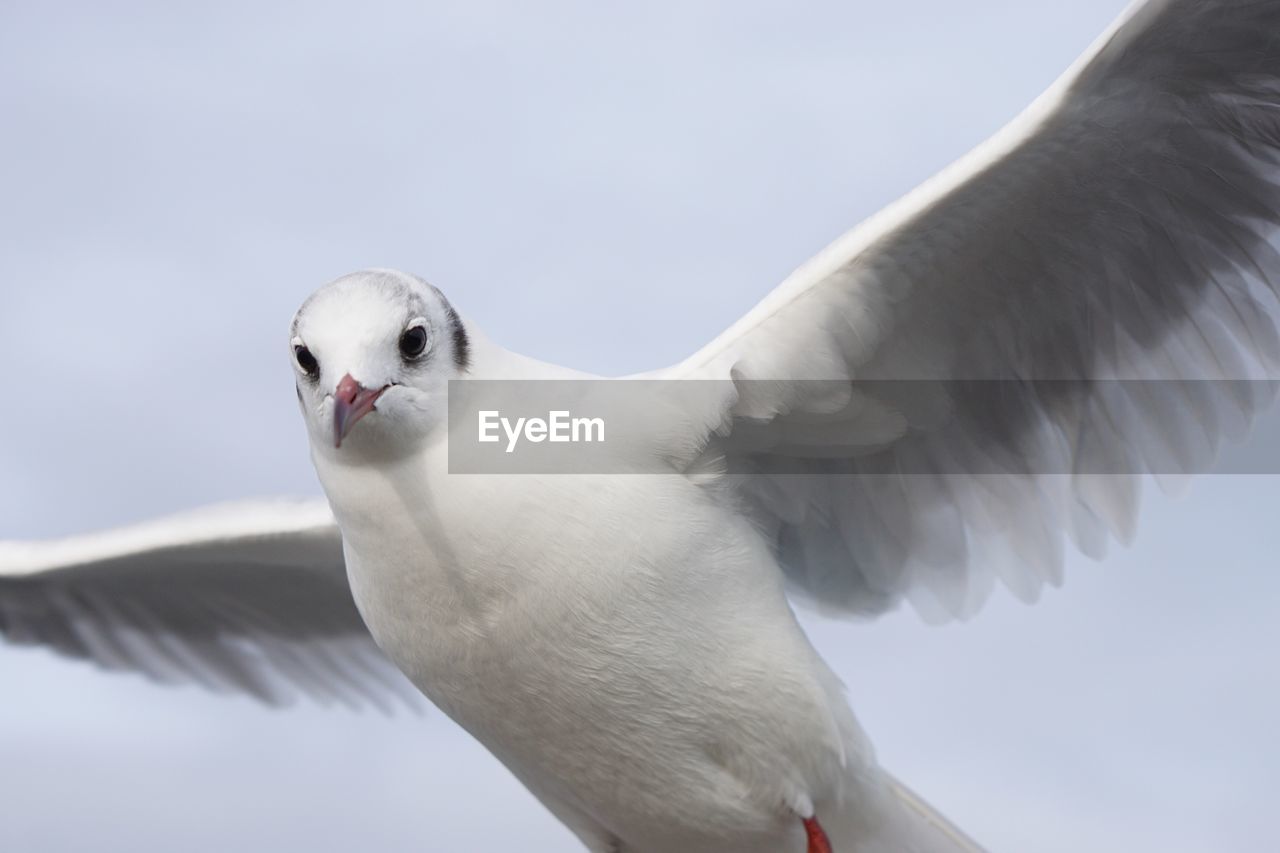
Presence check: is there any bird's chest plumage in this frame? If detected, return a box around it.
[324,457,715,701]
[317,452,862,851]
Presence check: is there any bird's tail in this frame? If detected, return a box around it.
[820,769,986,853]
[883,773,986,852]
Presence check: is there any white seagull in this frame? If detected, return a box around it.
[5,2,1280,850]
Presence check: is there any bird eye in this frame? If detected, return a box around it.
[399,323,429,360]
[294,344,320,379]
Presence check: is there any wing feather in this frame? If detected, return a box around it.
[0,499,419,710]
[663,0,1280,619]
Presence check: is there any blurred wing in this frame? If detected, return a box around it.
[0,499,421,712]
[665,0,1280,620]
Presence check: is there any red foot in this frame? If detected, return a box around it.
[803,816,832,853]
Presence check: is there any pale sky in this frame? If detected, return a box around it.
[2,2,1278,851]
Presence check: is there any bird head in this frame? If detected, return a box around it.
[289,268,470,458]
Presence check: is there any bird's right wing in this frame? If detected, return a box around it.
[654,0,1280,620]
[0,499,420,712]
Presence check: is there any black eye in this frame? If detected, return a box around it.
[294,345,320,379]
[399,324,428,359]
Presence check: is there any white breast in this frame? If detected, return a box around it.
[313,442,876,852]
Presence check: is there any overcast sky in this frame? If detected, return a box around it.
[2,1,1278,851]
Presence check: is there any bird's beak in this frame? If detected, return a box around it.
[333,373,388,448]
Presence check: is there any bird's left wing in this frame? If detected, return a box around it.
[0,499,420,711]
[657,0,1280,620]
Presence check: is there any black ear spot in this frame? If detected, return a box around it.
[445,304,470,370]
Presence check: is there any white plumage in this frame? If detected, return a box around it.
[5,2,1280,850]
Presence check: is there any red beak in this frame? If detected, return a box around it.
[333,373,388,448]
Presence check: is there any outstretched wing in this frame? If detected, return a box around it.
[664,0,1280,620]
[0,499,420,711]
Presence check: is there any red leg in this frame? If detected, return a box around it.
[803,816,832,853]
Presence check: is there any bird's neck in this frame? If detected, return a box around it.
[455,322,599,380]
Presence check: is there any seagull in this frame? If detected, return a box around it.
[5,1,1280,850]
